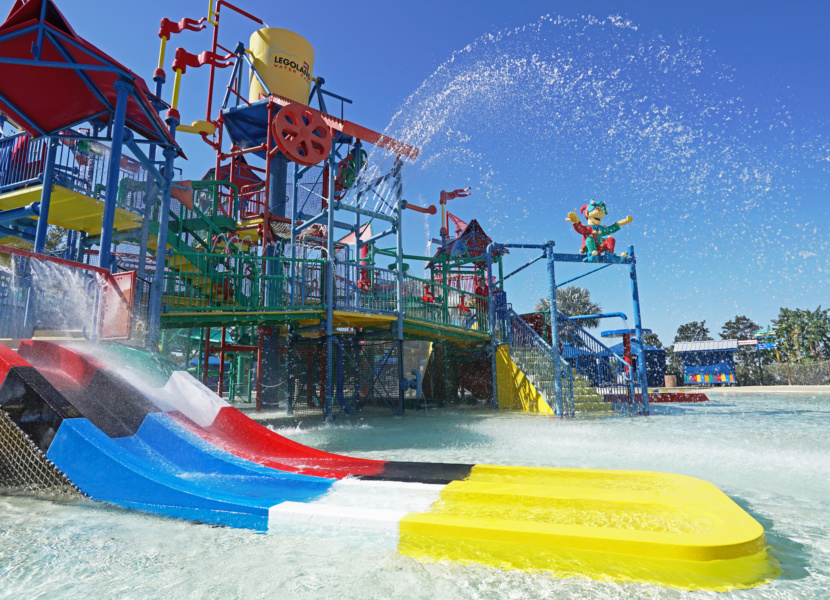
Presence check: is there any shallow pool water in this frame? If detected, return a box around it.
[2,393,829,599]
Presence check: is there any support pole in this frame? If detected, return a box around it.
[545,241,563,417]
[99,80,131,271]
[261,110,288,405]
[202,327,211,385]
[256,326,264,411]
[33,138,57,254]
[289,161,299,306]
[394,161,405,415]
[324,147,336,419]
[147,137,177,350]
[486,244,498,409]
[628,245,650,414]
[218,327,226,397]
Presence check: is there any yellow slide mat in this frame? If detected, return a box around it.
[399,465,779,591]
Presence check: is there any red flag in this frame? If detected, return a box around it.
[446,212,468,236]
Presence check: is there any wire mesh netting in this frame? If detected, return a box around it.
[762,362,830,386]
[287,338,404,417]
[0,409,81,497]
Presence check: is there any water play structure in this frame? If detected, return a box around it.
[0,0,776,591]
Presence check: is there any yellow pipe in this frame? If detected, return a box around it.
[207,0,218,26]
[157,36,167,71]
[171,69,183,110]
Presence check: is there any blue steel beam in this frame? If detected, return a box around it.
[0,202,39,224]
[545,240,564,418]
[570,312,628,322]
[146,135,178,349]
[394,161,405,415]
[486,242,498,409]
[628,245,650,414]
[0,57,125,73]
[98,80,131,271]
[551,252,634,265]
[33,139,57,254]
[0,24,38,45]
[0,224,35,242]
[44,28,135,80]
[555,263,614,288]
[123,130,165,185]
[0,90,47,136]
[500,253,546,284]
[32,2,47,59]
[325,148,336,419]
[362,226,396,247]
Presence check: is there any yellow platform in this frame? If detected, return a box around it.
[399,465,779,591]
[160,308,488,345]
[0,184,141,234]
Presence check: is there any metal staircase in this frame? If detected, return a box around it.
[142,182,256,310]
[506,308,636,416]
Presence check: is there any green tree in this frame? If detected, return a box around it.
[720,315,763,385]
[720,315,759,341]
[675,321,712,342]
[642,331,663,349]
[666,320,712,378]
[535,286,603,328]
[1,225,67,253]
[773,306,830,364]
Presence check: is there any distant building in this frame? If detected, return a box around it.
[673,340,739,385]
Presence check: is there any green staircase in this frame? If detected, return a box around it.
[143,189,253,309]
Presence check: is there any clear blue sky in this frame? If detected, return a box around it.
[23,0,830,344]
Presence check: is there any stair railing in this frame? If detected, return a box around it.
[507,308,574,416]
[554,311,640,413]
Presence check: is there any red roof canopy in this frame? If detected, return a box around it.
[0,0,180,151]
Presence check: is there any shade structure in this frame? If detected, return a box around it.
[0,0,179,152]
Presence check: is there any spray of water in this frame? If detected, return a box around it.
[357,14,828,328]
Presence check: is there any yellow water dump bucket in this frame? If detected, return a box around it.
[249,28,315,105]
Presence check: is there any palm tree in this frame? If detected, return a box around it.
[772,306,830,364]
[535,286,603,328]
[803,306,830,361]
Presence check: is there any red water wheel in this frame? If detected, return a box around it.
[271,103,332,166]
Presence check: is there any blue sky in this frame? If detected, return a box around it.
[21,0,830,344]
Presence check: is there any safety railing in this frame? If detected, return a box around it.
[403,272,489,332]
[334,262,397,314]
[554,311,639,413]
[330,262,491,333]
[508,308,574,416]
[159,250,493,338]
[0,132,46,193]
[161,250,326,313]
[0,132,150,216]
[239,183,265,219]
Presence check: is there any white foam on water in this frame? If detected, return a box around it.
[2,393,830,598]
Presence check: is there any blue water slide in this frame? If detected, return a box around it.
[47,416,334,530]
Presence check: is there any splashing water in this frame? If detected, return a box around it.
[360,14,829,328]
[27,259,99,337]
